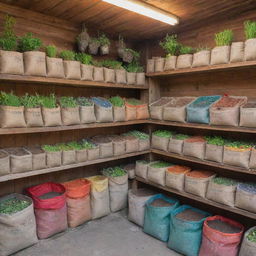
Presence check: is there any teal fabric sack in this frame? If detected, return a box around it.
[168,205,211,256]
[186,95,221,124]
[143,194,179,242]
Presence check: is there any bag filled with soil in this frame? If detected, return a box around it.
[240,102,256,128]
[147,59,155,73]
[151,130,172,151]
[168,134,189,154]
[0,50,24,75]
[25,146,46,170]
[239,226,256,256]
[116,69,127,84]
[104,67,115,83]
[136,72,145,86]
[108,135,126,156]
[42,145,62,167]
[81,64,93,81]
[0,105,26,128]
[24,51,46,76]
[127,72,136,85]
[244,38,256,61]
[93,66,104,82]
[150,97,173,120]
[123,163,136,179]
[0,150,10,176]
[46,57,65,78]
[204,138,224,163]
[42,105,62,127]
[192,50,210,67]
[92,97,113,122]
[77,97,96,124]
[92,135,113,158]
[148,161,172,186]
[210,46,230,65]
[230,42,244,63]
[63,60,81,79]
[154,57,165,72]
[135,160,150,180]
[183,136,206,159]
[164,55,177,71]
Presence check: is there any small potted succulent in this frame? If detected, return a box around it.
[88,37,100,55]
[244,20,256,61]
[75,53,93,81]
[176,45,194,69]
[98,33,111,55]
[210,29,233,65]
[76,23,90,53]
[192,46,211,67]
[19,32,45,76]
[0,15,24,75]
[60,50,81,80]
[45,45,65,78]
[76,97,96,124]
[92,60,104,82]
[101,59,117,83]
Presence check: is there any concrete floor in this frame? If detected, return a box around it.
[14,210,181,256]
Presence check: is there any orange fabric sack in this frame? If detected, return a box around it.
[63,178,90,199]
[136,104,149,120]
[125,103,137,121]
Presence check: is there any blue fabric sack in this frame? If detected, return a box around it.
[186,95,221,124]
[168,205,211,256]
[143,194,179,242]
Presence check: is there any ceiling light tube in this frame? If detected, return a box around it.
[102,0,179,25]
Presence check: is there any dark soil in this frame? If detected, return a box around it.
[151,198,173,207]
[243,102,256,108]
[153,98,172,106]
[5,147,29,156]
[166,97,195,108]
[176,209,205,221]
[39,192,62,199]
[25,146,44,154]
[0,150,8,158]
[133,188,155,197]
[208,219,242,234]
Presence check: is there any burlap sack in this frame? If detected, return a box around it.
[93,66,104,82]
[206,180,237,207]
[87,146,100,161]
[76,149,87,162]
[136,72,145,86]
[66,195,91,228]
[127,72,136,85]
[249,148,256,169]
[135,161,149,180]
[80,105,96,124]
[63,60,81,79]
[210,46,230,65]
[0,150,10,176]
[24,107,44,127]
[0,194,38,256]
[154,57,165,72]
[0,50,24,75]
[116,69,127,84]
[110,137,126,156]
[148,164,170,186]
[147,59,155,73]
[62,150,76,165]
[46,57,65,78]
[183,140,206,159]
[239,227,256,256]
[205,144,223,163]
[223,147,251,168]
[230,42,244,63]
[98,142,113,158]
[151,134,170,151]
[61,106,80,125]
[150,97,173,120]
[94,104,113,122]
[25,147,46,170]
[42,106,62,127]
[125,103,137,121]
[168,138,184,154]
[236,185,256,213]
[192,50,210,67]
[113,106,125,122]
[164,55,177,71]
[244,38,256,61]
[0,105,26,128]
[46,151,62,167]
[125,136,139,153]
[124,163,135,179]
[137,104,149,119]
[24,51,46,76]
[104,67,115,83]
[176,54,193,69]
[240,104,256,128]
[210,96,247,126]
[139,138,150,151]
[81,64,93,81]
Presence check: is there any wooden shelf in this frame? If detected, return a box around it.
[146,60,256,77]
[136,176,256,219]
[0,74,148,90]
[0,150,150,182]
[150,120,256,134]
[151,149,256,175]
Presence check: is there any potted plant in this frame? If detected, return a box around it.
[244,20,256,61]
[75,53,93,81]
[21,93,43,127]
[88,37,100,55]
[101,59,117,83]
[192,46,211,67]
[125,62,137,85]
[92,60,104,82]
[76,97,96,124]
[39,94,62,127]
[60,50,81,80]
[19,32,45,76]
[98,33,110,55]
[102,60,125,84]
[0,15,23,75]
[0,91,26,128]
[204,136,225,163]
[210,29,233,65]
[42,144,62,167]
[59,96,80,125]
[109,96,125,122]
[76,23,90,53]
[176,45,194,69]
[45,45,65,78]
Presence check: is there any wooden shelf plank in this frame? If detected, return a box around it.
[146,60,256,77]
[151,149,256,175]
[0,150,150,182]
[0,74,148,90]
[136,177,256,219]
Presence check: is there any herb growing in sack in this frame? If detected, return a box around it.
[239,227,256,256]
[176,45,194,69]
[168,133,189,154]
[42,144,62,167]
[244,21,256,61]
[75,52,93,81]
[152,130,173,151]
[128,130,150,151]
[76,97,96,124]
[109,96,125,122]
[204,136,225,163]
[148,161,172,186]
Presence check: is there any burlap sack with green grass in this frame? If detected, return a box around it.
[147,59,155,73]
[113,106,125,122]
[46,57,65,78]
[116,69,127,84]
[80,105,96,124]
[168,138,184,154]
[24,51,46,76]
[244,38,256,61]
[42,106,62,127]
[104,68,115,83]
[93,67,104,82]
[164,56,177,70]
[239,227,256,256]
[127,72,136,85]
[0,50,24,75]
[136,72,145,86]
[63,60,81,79]
[176,54,193,68]
[151,131,172,151]
[45,151,62,167]
[0,105,26,128]
[61,107,80,125]
[62,150,76,165]
[87,146,100,161]
[230,42,244,63]
[135,160,149,180]
[81,64,93,81]
[210,46,230,65]
[154,57,165,72]
[183,138,206,159]
[0,150,10,176]
[25,107,44,127]
[205,144,223,163]
[192,50,210,67]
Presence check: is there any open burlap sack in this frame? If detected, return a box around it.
[127,72,136,85]
[135,160,149,180]
[206,180,237,207]
[96,141,113,158]
[81,64,93,81]
[94,105,113,123]
[249,148,256,169]
[148,163,171,186]
[61,106,80,125]
[210,46,230,65]
[151,134,170,151]
[46,57,65,78]
[25,107,44,127]
[164,55,177,70]
[223,147,251,169]
[25,146,46,170]
[45,151,62,167]
[230,42,244,63]
[137,104,149,119]
[236,184,256,213]
[113,138,126,156]
[139,138,150,151]
[239,227,256,256]
[113,106,125,122]
[244,38,256,61]
[124,163,135,179]
[62,150,76,165]
[87,146,100,161]
[240,103,256,128]
[42,106,62,127]
[0,105,26,128]
[76,149,87,163]
[104,68,115,83]
[93,66,104,82]
[125,103,137,121]
[116,69,127,84]
[24,51,46,76]
[168,138,184,154]
[124,135,139,153]
[192,50,210,67]
[80,105,96,124]
[154,57,165,72]
[0,50,24,75]
[176,54,193,69]
[147,59,155,73]
[136,72,145,86]
[0,150,10,176]
[183,139,206,159]
[63,60,81,79]
[150,97,173,120]
[205,144,223,163]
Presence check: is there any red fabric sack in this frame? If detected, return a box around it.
[199,215,244,256]
[26,182,66,209]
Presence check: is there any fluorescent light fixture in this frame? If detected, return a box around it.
[102,0,179,25]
